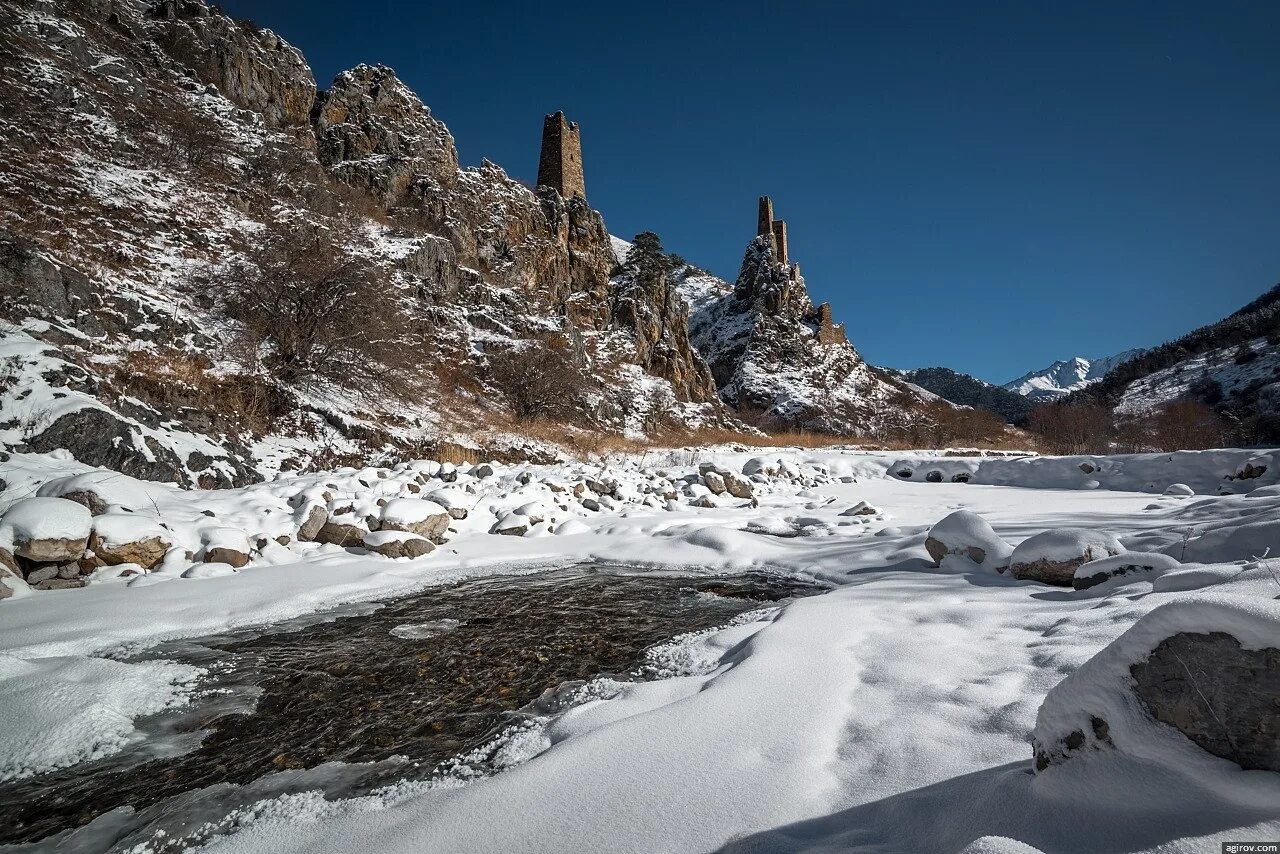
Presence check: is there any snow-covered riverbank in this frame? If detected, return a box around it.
[1,446,1278,853]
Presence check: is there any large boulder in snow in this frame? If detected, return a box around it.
[296,505,327,541]
[1033,597,1280,775]
[89,513,171,570]
[0,497,92,563]
[1072,552,1180,591]
[379,498,451,541]
[1009,528,1123,586]
[924,510,1013,569]
[1131,631,1279,772]
[203,528,251,568]
[425,488,470,520]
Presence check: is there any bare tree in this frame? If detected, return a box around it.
[1028,402,1113,455]
[488,340,597,422]
[211,223,409,390]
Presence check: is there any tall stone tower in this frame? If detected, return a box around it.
[537,111,586,201]
[757,196,774,237]
[756,195,789,265]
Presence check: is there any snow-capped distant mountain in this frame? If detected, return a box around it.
[1003,350,1145,402]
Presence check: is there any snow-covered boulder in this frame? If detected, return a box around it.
[0,497,91,563]
[379,498,450,541]
[1072,552,1180,591]
[36,471,158,515]
[1009,528,1124,586]
[203,528,251,568]
[1033,596,1280,775]
[924,511,1013,569]
[721,471,755,500]
[424,488,470,519]
[89,513,171,570]
[512,501,550,524]
[742,457,780,478]
[492,513,529,537]
[1163,483,1195,497]
[702,471,727,495]
[362,530,434,559]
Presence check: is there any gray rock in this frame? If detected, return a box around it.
[1131,631,1280,772]
[297,505,327,541]
[315,521,366,547]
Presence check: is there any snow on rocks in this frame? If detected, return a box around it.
[1072,552,1181,591]
[379,498,451,541]
[1163,483,1195,497]
[924,510,1013,569]
[425,488,471,519]
[1033,594,1280,781]
[1008,528,1124,586]
[88,512,171,570]
[202,527,251,568]
[0,497,92,563]
[889,448,1280,495]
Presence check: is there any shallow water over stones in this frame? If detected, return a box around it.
[0,566,822,849]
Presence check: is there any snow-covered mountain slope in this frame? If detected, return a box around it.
[1004,349,1145,401]
[1074,283,1280,439]
[893,366,1034,424]
[1114,336,1280,415]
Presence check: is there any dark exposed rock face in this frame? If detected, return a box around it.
[27,408,190,485]
[147,0,316,127]
[1131,631,1280,772]
[0,231,102,335]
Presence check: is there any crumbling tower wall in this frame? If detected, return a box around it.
[537,111,586,200]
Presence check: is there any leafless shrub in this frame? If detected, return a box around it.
[201,222,410,391]
[1028,402,1113,455]
[487,340,598,422]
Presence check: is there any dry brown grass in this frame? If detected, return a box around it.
[105,348,291,436]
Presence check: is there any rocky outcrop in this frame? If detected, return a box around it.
[610,234,717,402]
[147,0,316,127]
[1131,631,1280,772]
[0,231,102,333]
[682,230,925,433]
[26,408,188,486]
[313,64,459,206]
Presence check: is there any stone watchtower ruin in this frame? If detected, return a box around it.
[537,111,586,201]
[757,196,798,278]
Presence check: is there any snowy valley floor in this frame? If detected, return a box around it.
[1,448,1279,853]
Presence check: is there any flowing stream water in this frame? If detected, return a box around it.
[0,565,823,851]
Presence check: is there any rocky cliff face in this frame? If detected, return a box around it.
[0,0,735,482]
[681,234,926,433]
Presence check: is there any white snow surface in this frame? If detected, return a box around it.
[0,445,1278,852]
[0,496,91,546]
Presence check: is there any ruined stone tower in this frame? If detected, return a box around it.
[537,111,586,200]
[757,195,791,266]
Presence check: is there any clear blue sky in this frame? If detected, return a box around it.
[222,0,1280,384]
